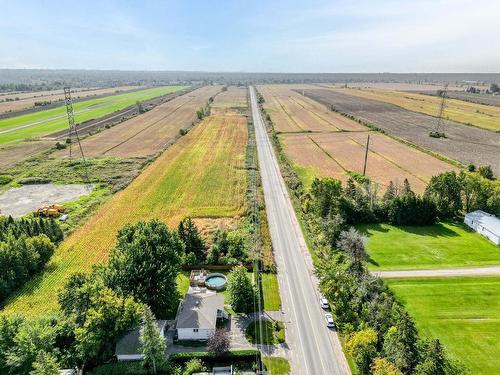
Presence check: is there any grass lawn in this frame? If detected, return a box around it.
[262,357,291,375]
[245,319,285,345]
[262,273,281,311]
[1,112,248,317]
[358,222,500,271]
[386,276,500,375]
[0,86,187,144]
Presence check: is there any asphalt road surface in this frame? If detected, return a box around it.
[250,87,350,375]
[377,265,500,279]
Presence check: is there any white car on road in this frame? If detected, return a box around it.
[325,313,335,328]
[319,295,329,309]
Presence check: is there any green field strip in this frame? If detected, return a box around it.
[0,86,188,144]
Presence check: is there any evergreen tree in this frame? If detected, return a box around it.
[383,181,397,201]
[139,306,166,375]
[178,218,206,262]
[226,266,255,313]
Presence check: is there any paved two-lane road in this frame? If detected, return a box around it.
[250,87,350,375]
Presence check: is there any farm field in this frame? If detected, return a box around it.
[0,139,56,169]
[421,90,500,107]
[386,276,500,375]
[0,86,187,144]
[258,85,455,192]
[303,88,500,175]
[329,86,500,131]
[0,86,141,114]
[258,84,366,133]
[65,85,222,157]
[358,222,500,271]
[210,86,247,115]
[1,92,248,317]
[281,132,455,192]
[336,82,466,91]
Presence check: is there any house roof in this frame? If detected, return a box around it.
[176,291,224,330]
[116,320,167,355]
[466,210,500,236]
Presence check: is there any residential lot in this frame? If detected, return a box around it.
[386,276,500,375]
[360,222,500,271]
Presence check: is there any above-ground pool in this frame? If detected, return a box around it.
[205,273,227,291]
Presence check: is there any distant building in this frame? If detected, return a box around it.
[176,289,228,341]
[464,210,500,245]
[115,320,168,361]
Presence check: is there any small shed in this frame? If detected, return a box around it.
[464,210,500,245]
[116,320,168,361]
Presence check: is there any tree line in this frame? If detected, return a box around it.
[0,216,63,302]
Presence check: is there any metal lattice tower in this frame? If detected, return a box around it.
[64,87,90,184]
[433,83,449,135]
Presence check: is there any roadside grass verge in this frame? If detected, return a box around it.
[262,273,281,311]
[0,86,187,144]
[245,319,285,345]
[386,276,500,375]
[358,222,500,271]
[1,113,248,317]
[262,356,291,375]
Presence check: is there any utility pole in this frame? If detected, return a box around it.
[362,133,370,176]
[64,87,90,184]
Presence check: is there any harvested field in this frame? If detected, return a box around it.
[258,85,365,133]
[0,86,140,114]
[1,102,248,317]
[421,91,500,107]
[281,132,455,192]
[64,85,222,157]
[333,82,466,91]
[330,87,500,131]
[210,86,247,115]
[0,140,55,169]
[0,86,187,144]
[303,88,500,175]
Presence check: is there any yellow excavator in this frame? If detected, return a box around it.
[34,204,65,218]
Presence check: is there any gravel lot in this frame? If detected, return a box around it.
[303,88,500,175]
[0,183,92,217]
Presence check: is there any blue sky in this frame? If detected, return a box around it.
[1,0,499,72]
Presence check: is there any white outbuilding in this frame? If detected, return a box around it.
[464,210,500,245]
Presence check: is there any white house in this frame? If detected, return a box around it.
[115,320,168,361]
[464,210,500,245]
[176,290,228,341]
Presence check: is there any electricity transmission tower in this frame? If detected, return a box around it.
[64,87,90,184]
[430,83,448,138]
